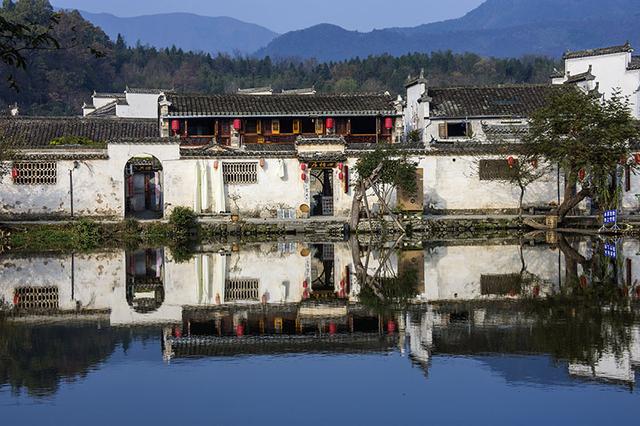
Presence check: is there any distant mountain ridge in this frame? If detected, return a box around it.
[258,0,640,60]
[74,11,279,55]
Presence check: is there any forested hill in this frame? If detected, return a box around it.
[0,1,559,116]
[258,0,640,61]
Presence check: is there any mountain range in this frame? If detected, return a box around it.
[76,11,278,55]
[68,0,640,60]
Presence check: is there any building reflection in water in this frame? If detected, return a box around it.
[1,236,640,392]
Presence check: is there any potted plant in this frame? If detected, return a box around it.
[229,192,241,222]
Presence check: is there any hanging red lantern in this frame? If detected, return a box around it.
[303,289,310,300]
[339,279,345,288]
[337,163,344,171]
[302,280,308,289]
[507,156,515,168]
[301,172,307,181]
[325,117,334,130]
[578,169,586,182]
[11,167,18,180]
[338,289,346,298]
[13,293,19,306]
[300,163,307,171]
[171,119,180,133]
[329,322,337,335]
[387,320,396,334]
[338,172,344,180]
[634,153,640,164]
[173,326,182,338]
[384,117,393,130]
[236,324,245,336]
[233,119,242,131]
[580,275,588,288]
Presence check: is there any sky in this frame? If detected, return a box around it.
[51,0,486,33]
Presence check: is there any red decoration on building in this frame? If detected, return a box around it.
[171,119,180,133]
[578,169,586,182]
[233,119,242,131]
[387,320,396,334]
[302,280,308,289]
[384,117,393,130]
[11,167,18,180]
[337,163,344,171]
[13,293,19,306]
[173,326,182,338]
[236,324,245,336]
[301,172,307,181]
[338,172,344,180]
[634,153,640,164]
[507,156,515,168]
[329,322,337,335]
[213,160,219,170]
[325,117,334,129]
[300,163,307,171]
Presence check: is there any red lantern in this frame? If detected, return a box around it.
[578,169,586,182]
[13,293,19,306]
[236,324,245,336]
[337,163,344,171]
[171,119,180,133]
[384,117,393,130]
[338,172,344,180]
[173,326,182,338]
[302,280,308,289]
[339,279,345,288]
[11,167,18,180]
[329,322,337,335]
[325,117,334,130]
[233,119,242,131]
[387,320,396,334]
[213,160,219,170]
[303,289,310,299]
[507,156,515,168]
[634,153,640,164]
[300,163,307,171]
[301,173,307,181]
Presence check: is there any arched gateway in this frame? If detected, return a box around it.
[124,155,164,219]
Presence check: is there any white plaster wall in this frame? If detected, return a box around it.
[418,155,559,211]
[118,93,161,119]
[622,165,640,213]
[0,252,123,311]
[1,143,182,218]
[422,244,559,301]
[564,53,640,119]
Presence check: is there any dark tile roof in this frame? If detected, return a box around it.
[565,70,595,84]
[628,56,640,71]
[166,93,398,117]
[0,116,159,148]
[94,92,125,99]
[482,123,529,138]
[550,69,565,79]
[427,85,568,118]
[429,142,525,155]
[563,42,633,60]
[88,101,117,117]
[126,87,172,94]
[296,135,346,146]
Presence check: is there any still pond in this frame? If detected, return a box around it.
[1,236,639,425]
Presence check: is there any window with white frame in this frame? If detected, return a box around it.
[222,162,258,184]
[12,161,57,185]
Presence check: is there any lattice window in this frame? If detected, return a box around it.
[479,159,518,181]
[12,161,57,185]
[480,274,522,295]
[225,279,259,302]
[223,162,258,184]
[14,286,59,310]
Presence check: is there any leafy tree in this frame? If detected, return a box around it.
[350,146,417,232]
[525,89,640,222]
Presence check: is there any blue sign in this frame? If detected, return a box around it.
[603,210,617,225]
[604,243,617,259]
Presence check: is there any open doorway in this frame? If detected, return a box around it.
[310,169,334,216]
[124,156,163,219]
[310,244,335,299]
